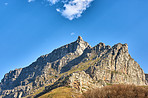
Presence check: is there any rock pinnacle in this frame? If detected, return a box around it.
[77,36,83,42]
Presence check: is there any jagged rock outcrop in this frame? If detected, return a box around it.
[145,74,148,85]
[85,43,146,85]
[68,71,106,92]
[0,36,90,98]
[34,71,106,98]
[0,36,147,98]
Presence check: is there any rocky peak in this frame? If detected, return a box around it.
[93,42,106,51]
[112,43,128,51]
[0,37,147,98]
[74,36,91,55]
[77,36,83,42]
[37,36,90,63]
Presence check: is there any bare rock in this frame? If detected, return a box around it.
[145,74,148,85]
[0,36,147,98]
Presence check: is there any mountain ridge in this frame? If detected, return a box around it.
[0,36,147,98]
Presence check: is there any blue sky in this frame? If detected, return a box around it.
[0,0,148,80]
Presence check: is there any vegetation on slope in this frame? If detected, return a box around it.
[24,58,97,98]
[31,84,148,98]
[82,84,148,98]
[39,87,80,98]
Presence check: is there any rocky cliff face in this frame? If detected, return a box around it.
[145,74,148,85]
[0,36,147,98]
[85,43,146,85]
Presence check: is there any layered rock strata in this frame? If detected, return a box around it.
[0,36,147,98]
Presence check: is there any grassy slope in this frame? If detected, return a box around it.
[33,85,148,98]
[39,87,80,98]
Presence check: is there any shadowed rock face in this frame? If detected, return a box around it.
[145,74,148,85]
[0,36,147,98]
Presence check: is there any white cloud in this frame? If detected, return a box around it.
[56,8,60,12]
[4,3,8,6]
[28,0,59,4]
[71,32,75,35]
[28,0,35,3]
[57,0,93,20]
[27,0,93,20]
[47,0,59,4]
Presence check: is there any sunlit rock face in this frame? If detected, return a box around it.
[0,36,147,98]
[85,43,146,85]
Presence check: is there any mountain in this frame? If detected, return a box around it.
[0,36,147,98]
